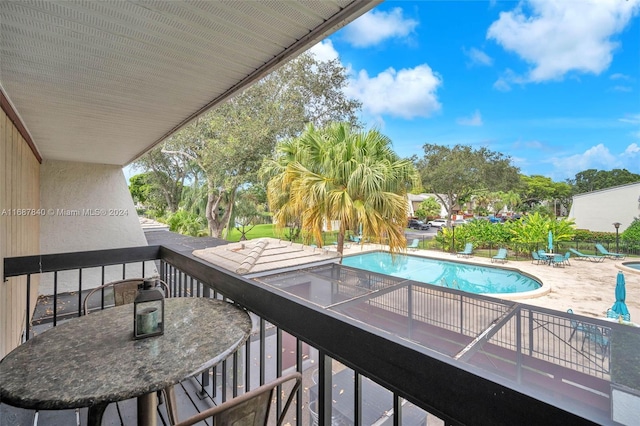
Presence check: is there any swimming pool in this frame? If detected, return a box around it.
[625,263,640,271]
[342,252,541,295]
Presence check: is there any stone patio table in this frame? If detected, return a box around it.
[0,298,251,426]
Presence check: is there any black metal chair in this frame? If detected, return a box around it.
[174,372,302,426]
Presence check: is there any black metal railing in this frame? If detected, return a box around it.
[5,245,630,425]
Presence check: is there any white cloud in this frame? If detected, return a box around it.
[624,143,640,155]
[463,47,493,67]
[342,8,418,48]
[487,0,640,83]
[345,65,442,119]
[546,143,640,179]
[611,85,633,92]
[457,110,483,126]
[308,40,339,62]
[619,113,640,124]
[610,73,632,80]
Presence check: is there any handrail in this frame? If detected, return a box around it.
[4,245,608,425]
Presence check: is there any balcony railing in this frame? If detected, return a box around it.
[4,244,635,425]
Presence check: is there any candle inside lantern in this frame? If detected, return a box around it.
[136,307,158,335]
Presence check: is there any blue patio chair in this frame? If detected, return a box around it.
[491,248,508,263]
[607,308,630,322]
[568,248,606,263]
[581,324,610,359]
[457,242,473,258]
[595,243,625,260]
[407,238,419,251]
[531,251,543,265]
[567,308,587,342]
[562,251,571,266]
[551,254,565,268]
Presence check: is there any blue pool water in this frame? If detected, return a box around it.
[625,262,640,271]
[342,252,541,294]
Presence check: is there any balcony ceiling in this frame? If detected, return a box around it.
[0,0,377,166]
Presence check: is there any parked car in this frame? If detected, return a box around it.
[427,218,447,228]
[408,219,431,230]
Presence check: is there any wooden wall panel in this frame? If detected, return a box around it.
[0,106,40,358]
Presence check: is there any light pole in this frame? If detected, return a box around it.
[613,222,621,253]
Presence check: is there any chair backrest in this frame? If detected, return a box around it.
[463,243,473,252]
[532,251,540,260]
[174,372,302,426]
[568,248,581,256]
[83,278,170,315]
[497,248,507,257]
[537,249,546,256]
[564,252,570,260]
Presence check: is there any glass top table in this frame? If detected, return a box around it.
[0,297,252,425]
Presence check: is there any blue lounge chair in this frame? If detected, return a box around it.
[568,248,605,263]
[491,248,508,263]
[457,242,473,258]
[595,243,625,260]
[407,238,419,251]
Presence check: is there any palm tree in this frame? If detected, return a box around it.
[261,123,418,256]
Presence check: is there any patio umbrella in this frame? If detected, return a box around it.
[611,271,630,317]
[548,230,553,252]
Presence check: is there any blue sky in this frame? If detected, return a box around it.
[308,0,640,182]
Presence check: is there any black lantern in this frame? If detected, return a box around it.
[133,279,164,340]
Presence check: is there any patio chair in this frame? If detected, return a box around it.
[607,308,631,322]
[581,324,610,359]
[457,242,473,258]
[531,251,544,265]
[568,248,606,263]
[407,238,419,251]
[174,372,302,426]
[567,308,587,342]
[550,254,565,268]
[83,278,170,315]
[562,251,571,266]
[491,248,508,263]
[595,243,625,260]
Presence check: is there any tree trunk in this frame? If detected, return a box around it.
[205,181,223,238]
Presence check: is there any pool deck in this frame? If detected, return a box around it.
[339,243,640,323]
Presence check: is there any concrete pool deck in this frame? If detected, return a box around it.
[339,243,640,323]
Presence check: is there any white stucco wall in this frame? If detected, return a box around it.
[39,160,154,293]
[568,182,640,232]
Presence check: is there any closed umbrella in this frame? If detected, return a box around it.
[548,230,553,252]
[611,271,630,317]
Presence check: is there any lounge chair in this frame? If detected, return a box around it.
[491,248,508,263]
[595,243,625,260]
[407,238,420,251]
[568,248,605,263]
[457,242,473,258]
